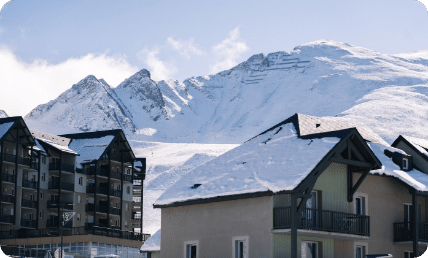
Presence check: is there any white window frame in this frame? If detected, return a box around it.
[78,195,81,203]
[403,158,409,170]
[404,250,413,258]
[126,203,129,211]
[77,214,81,221]
[353,192,368,215]
[354,241,368,258]
[184,240,199,258]
[232,236,249,258]
[78,177,83,185]
[301,241,318,258]
[42,173,46,181]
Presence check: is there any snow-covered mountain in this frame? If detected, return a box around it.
[25,40,428,144]
[0,110,8,118]
[22,40,428,235]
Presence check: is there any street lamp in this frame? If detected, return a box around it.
[60,209,75,258]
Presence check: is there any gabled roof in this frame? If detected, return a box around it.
[31,130,77,155]
[0,116,35,146]
[392,135,428,162]
[62,129,135,168]
[154,114,382,208]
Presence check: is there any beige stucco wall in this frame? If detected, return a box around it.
[273,234,334,258]
[346,173,428,256]
[160,196,273,258]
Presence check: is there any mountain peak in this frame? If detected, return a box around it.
[136,69,151,78]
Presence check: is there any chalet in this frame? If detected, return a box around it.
[154,113,428,258]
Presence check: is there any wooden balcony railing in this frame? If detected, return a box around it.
[273,207,370,236]
[394,222,428,242]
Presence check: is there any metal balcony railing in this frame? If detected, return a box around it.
[48,181,74,191]
[49,163,75,173]
[1,173,15,183]
[1,194,14,203]
[18,156,31,166]
[22,180,37,189]
[273,207,370,236]
[110,189,121,197]
[132,213,141,220]
[21,198,37,209]
[20,219,36,228]
[3,154,15,163]
[0,214,14,224]
[30,162,39,170]
[394,222,428,242]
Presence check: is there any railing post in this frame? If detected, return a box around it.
[291,194,298,258]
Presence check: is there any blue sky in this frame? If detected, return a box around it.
[0,0,428,116]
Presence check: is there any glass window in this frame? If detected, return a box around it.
[403,158,409,170]
[186,245,197,258]
[405,251,414,258]
[301,241,318,258]
[356,246,365,258]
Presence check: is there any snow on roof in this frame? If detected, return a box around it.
[369,142,428,191]
[140,229,160,252]
[0,122,14,140]
[68,135,114,168]
[155,123,340,206]
[297,114,387,144]
[401,135,428,158]
[36,137,77,155]
[34,139,47,155]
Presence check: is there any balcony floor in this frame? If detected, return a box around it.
[271,228,370,241]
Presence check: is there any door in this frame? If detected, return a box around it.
[304,191,318,228]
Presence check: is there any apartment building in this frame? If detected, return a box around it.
[0,117,149,258]
[154,113,428,258]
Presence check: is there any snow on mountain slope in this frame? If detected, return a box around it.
[26,75,136,134]
[129,140,237,234]
[24,40,428,144]
[0,110,8,118]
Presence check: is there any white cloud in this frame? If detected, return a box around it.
[0,46,139,116]
[416,0,428,12]
[0,0,11,13]
[137,46,177,81]
[210,27,249,74]
[167,37,204,59]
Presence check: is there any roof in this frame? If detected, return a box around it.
[155,119,345,207]
[392,135,428,161]
[67,135,115,168]
[61,129,122,139]
[155,113,428,208]
[31,130,77,155]
[0,116,35,146]
[140,229,160,252]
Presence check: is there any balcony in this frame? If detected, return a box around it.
[20,218,36,228]
[3,154,15,163]
[85,204,121,215]
[111,171,121,180]
[1,194,14,203]
[47,200,73,210]
[273,207,370,237]
[86,167,109,177]
[47,218,72,228]
[122,174,132,182]
[1,173,15,183]
[110,189,121,197]
[86,185,108,195]
[110,207,121,215]
[22,179,38,189]
[30,162,39,170]
[132,213,141,220]
[48,181,74,191]
[18,156,31,166]
[0,214,14,224]
[394,222,428,242]
[49,163,75,173]
[21,198,37,209]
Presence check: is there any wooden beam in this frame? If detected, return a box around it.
[348,139,367,162]
[330,157,374,168]
[413,192,419,257]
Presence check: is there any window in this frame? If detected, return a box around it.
[404,251,414,258]
[78,177,83,185]
[184,241,198,258]
[126,204,129,211]
[125,221,128,228]
[403,158,409,170]
[301,241,318,258]
[127,186,130,194]
[355,197,365,215]
[39,211,43,218]
[78,195,81,203]
[11,189,14,196]
[116,219,119,226]
[355,245,365,258]
[42,173,46,181]
[77,214,81,221]
[40,191,44,199]
[232,236,248,258]
[10,208,14,215]
[30,194,34,201]
[29,214,33,220]
[42,156,46,164]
